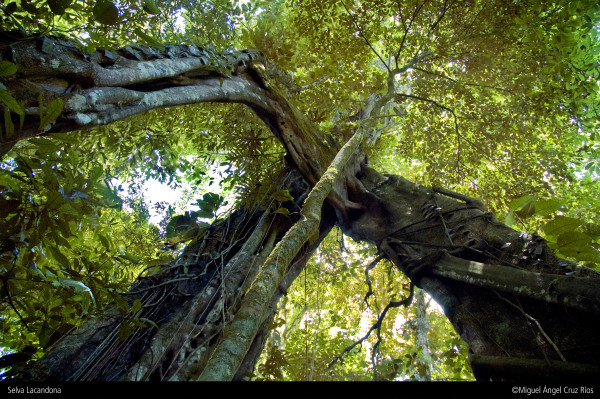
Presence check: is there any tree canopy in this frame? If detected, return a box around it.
[1,0,599,381]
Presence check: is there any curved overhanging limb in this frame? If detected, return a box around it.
[380,241,600,315]
[0,35,351,217]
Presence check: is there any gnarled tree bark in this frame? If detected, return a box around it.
[2,34,599,381]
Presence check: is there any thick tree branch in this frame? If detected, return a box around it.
[62,77,270,126]
[403,250,600,314]
[0,37,271,157]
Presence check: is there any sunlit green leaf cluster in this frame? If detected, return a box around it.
[506,194,600,267]
[0,132,169,370]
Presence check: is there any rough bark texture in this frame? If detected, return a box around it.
[415,288,432,381]
[22,169,334,381]
[354,168,600,379]
[3,34,600,381]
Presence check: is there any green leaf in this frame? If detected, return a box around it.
[39,98,64,131]
[19,0,42,15]
[4,109,14,138]
[142,0,159,15]
[0,61,17,77]
[29,137,61,154]
[272,189,294,202]
[166,213,209,242]
[131,318,148,328]
[203,192,223,206]
[139,317,158,329]
[582,223,600,240]
[47,0,71,14]
[275,207,290,215]
[118,321,134,341]
[515,202,536,219]
[542,216,583,237]
[147,255,173,267]
[53,278,96,309]
[0,88,24,116]
[4,2,17,14]
[94,182,123,209]
[120,250,140,263]
[557,231,592,252]
[195,209,215,218]
[49,245,71,268]
[534,199,563,217]
[0,197,20,216]
[49,132,79,145]
[52,229,71,249]
[196,193,224,215]
[131,298,142,314]
[134,28,165,51]
[93,0,119,25]
[39,323,51,348]
[509,195,536,211]
[165,214,194,238]
[114,294,129,316]
[54,278,90,293]
[96,233,111,250]
[55,218,72,239]
[568,247,600,263]
[504,210,515,227]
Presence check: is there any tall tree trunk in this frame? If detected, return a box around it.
[350,167,600,380]
[414,288,432,381]
[3,34,600,381]
[22,168,335,381]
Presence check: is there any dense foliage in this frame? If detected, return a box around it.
[1,0,599,380]
[254,232,472,380]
